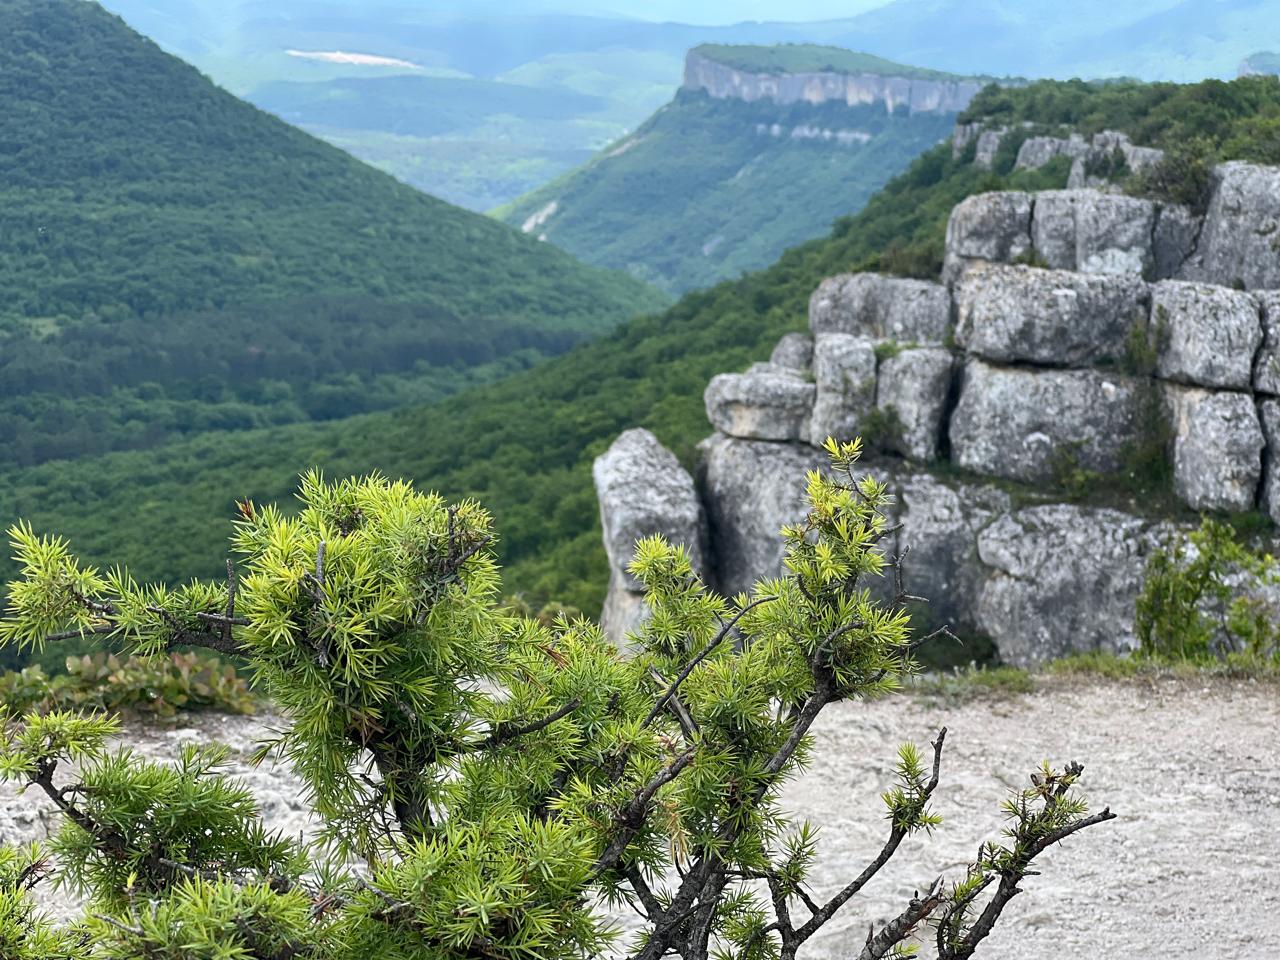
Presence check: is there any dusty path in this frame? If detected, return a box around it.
[1,676,1276,959]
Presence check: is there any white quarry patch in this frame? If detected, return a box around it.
[285,49,421,69]
[605,135,645,158]
[754,123,872,145]
[520,200,559,235]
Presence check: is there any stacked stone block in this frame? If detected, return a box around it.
[596,167,1280,666]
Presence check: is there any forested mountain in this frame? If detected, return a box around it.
[0,0,665,467]
[497,45,982,294]
[95,0,1280,212]
[8,75,1278,627]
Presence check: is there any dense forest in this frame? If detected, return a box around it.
[0,0,666,466]
[499,89,957,293]
[4,75,1280,665]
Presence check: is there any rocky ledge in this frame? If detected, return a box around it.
[595,161,1280,667]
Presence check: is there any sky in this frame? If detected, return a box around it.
[544,1,894,22]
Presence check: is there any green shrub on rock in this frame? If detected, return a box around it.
[1136,517,1280,662]
[0,451,1112,959]
[0,652,255,718]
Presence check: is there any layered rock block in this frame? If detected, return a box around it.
[950,360,1149,484]
[1181,161,1280,291]
[808,334,876,445]
[704,363,815,442]
[1152,280,1261,390]
[975,505,1166,666]
[593,429,708,641]
[1164,385,1264,512]
[1031,190,1158,276]
[809,273,950,343]
[1251,291,1280,395]
[876,347,955,461]
[769,332,814,372]
[943,191,1033,282]
[955,264,1148,366]
[698,434,828,597]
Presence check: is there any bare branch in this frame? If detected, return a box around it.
[477,698,582,750]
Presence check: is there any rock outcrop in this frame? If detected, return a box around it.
[1152,281,1261,390]
[698,434,826,597]
[1164,386,1264,513]
[809,335,876,444]
[809,273,950,342]
[597,162,1280,664]
[975,506,1164,666]
[684,50,984,115]
[949,361,1148,484]
[955,265,1147,366]
[705,364,815,442]
[593,429,708,641]
[1181,162,1280,291]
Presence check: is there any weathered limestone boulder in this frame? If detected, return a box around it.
[1164,385,1264,512]
[1252,291,1280,395]
[976,505,1163,666]
[808,334,877,445]
[1014,134,1087,171]
[1031,190,1158,275]
[951,121,983,159]
[1067,132,1166,190]
[954,265,1148,366]
[949,360,1149,483]
[897,474,1010,634]
[973,127,1007,169]
[769,332,814,372]
[698,435,829,596]
[594,429,708,642]
[808,273,950,343]
[1181,161,1280,290]
[1260,401,1280,525]
[705,364,815,442]
[1152,280,1261,390]
[876,347,955,461]
[943,191,1033,283]
[1152,205,1203,280]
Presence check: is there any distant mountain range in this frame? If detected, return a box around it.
[0,0,664,467]
[497,44,982,293]
[97,0,1280,211]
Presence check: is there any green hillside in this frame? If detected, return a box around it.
[5,75,1280,674]
[0,0,666,467]
[691,42,984,81]
[495,62,964,294]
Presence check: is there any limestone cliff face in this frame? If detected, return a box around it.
[595,160,1280,666]
[683,51,984,115]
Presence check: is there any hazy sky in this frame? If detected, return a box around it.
[562,1,894,22]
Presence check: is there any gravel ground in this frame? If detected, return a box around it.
[2,676,1276,959]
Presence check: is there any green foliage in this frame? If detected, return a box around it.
[0,0,665,467]
[0,653,254,718]
[0,459,1110,958]
[9,74,1278,627]
[964,75,1280,214]
[690,43,992,81]
[499,88,958,294]
[1136,518,1280,662]
[859,405,905,456]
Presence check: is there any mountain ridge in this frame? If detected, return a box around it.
[0,0,666,466]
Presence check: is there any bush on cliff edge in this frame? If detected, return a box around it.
[0,447,1112,958]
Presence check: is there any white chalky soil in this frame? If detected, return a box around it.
[2,677,1276,959]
